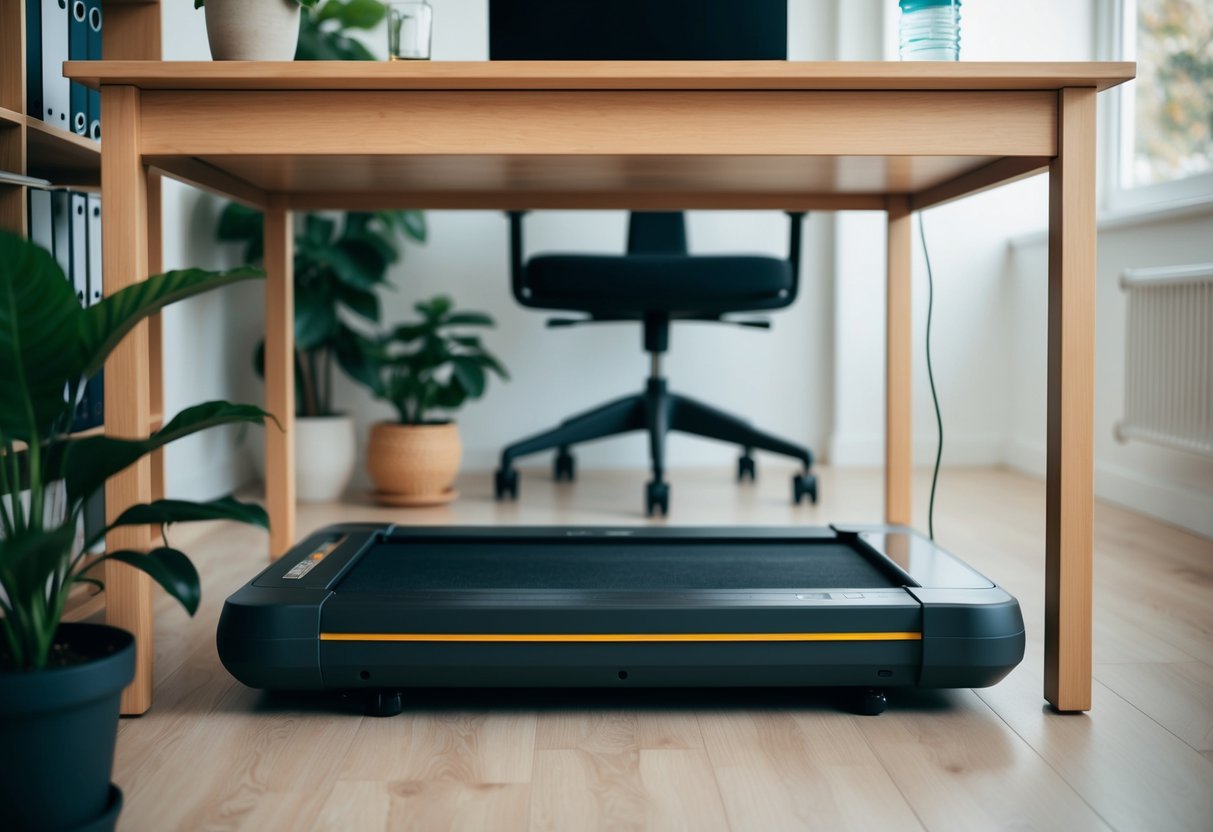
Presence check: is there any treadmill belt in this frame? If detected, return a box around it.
[335,540,900,593]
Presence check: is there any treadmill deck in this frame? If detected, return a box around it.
[218,524,1024,695]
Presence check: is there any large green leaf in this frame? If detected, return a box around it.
[63,401,274,504]
[450,357,487,398]
[108,497,269,533]
[444,312,495,327]
[320,0,386,28]
[87,548,201,616]
[381,210,428,243]
[333,326,383,394]
[0,524,76,601]
[295,283,339,350]
[324,242,386,291]
[0,231,83,441]
[79,267,265,379]
[335,284,381,323]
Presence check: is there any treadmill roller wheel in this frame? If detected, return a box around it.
[363,689,404,718]
[646,481,669,517]
[554,449,576,482]
[737,454,756,483]
[848,688,888,716]
[494,467,519,500]
[792,472,819,505]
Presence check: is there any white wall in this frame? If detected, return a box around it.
[159,1,265,501]
[1006,216,1213,537]
[830,0,1096,466]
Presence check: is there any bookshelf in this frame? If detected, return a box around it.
[1,0,165,629]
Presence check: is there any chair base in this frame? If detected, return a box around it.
[495,377,816,515]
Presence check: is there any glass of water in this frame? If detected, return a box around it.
[388,1,433,61]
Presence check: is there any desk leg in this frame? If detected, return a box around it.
[264,195,296,560]
[885,195,913,526]
[101,86,154,715]
[1045,88,1097,712]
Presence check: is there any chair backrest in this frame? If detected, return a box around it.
[488,0,788,61]
[627,213,687,255]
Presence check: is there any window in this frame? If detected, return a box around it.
[1106,0,1213,212]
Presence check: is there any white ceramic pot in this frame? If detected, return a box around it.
[253,414,357,503]
[205,0,301,61]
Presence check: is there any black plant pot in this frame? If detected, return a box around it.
[0,623,134,832]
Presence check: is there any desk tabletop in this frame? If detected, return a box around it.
[65,60,1134,92]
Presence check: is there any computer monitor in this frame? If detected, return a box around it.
[488,0,788,61]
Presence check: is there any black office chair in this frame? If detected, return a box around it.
[489,0,814,515]
[494,211,817,516]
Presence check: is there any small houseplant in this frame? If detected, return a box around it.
[218,207,425,502]
[195,0,390,62]
[194,0,320,61]
[0,231,272,831]
[355,296,508,505]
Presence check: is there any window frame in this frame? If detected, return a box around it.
[1097,0,1213,216]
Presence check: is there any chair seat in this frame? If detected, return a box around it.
[525,254,793,316]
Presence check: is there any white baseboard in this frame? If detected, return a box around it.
[1003,437,1213,539]
[828,433,1005,467]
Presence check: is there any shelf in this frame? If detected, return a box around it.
[0,105,23,128]
[26,119,100,186]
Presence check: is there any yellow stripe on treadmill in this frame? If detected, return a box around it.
[319,632,922,643]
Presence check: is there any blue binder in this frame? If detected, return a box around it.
[25,0,42,118]
[86,0,102,139]
[69,0,90,136]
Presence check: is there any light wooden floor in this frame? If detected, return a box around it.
[111,465,1213,831]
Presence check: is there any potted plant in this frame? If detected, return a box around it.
[193,0,319,61]
[354,296,508,505]
[195,0,392,62]
[218,207,425,502]
[0,232,272,831]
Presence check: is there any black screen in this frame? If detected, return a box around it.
[489,0,788,61]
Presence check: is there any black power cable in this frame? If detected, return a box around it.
[918,214,944,540]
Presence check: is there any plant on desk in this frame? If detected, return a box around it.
[351,295,509,506]
[194,0,320,61]
[0,231,272,832]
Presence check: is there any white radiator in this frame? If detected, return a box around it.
[1116,263,1213,457]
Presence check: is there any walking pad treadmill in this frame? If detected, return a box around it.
[218,524,1024,715]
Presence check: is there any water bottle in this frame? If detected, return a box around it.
[899,0,961,61]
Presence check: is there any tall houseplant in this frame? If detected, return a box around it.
[354,296,508,505]
[216,0,428,502]
[0,231,273,831]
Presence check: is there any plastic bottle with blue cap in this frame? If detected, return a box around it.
[898,0,961,61]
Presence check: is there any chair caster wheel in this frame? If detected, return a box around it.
[494,467,518,500]
[554,449,576,482]
[847,688,887,716]
[646,481,669,517]
[363,689,404,718]
[792,472,818,505]
[737,454,756,482]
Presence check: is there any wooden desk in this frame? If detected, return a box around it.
[66,61,1134,715]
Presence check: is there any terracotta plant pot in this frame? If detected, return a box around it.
[367,421,462,506]
[205,0,301,61]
